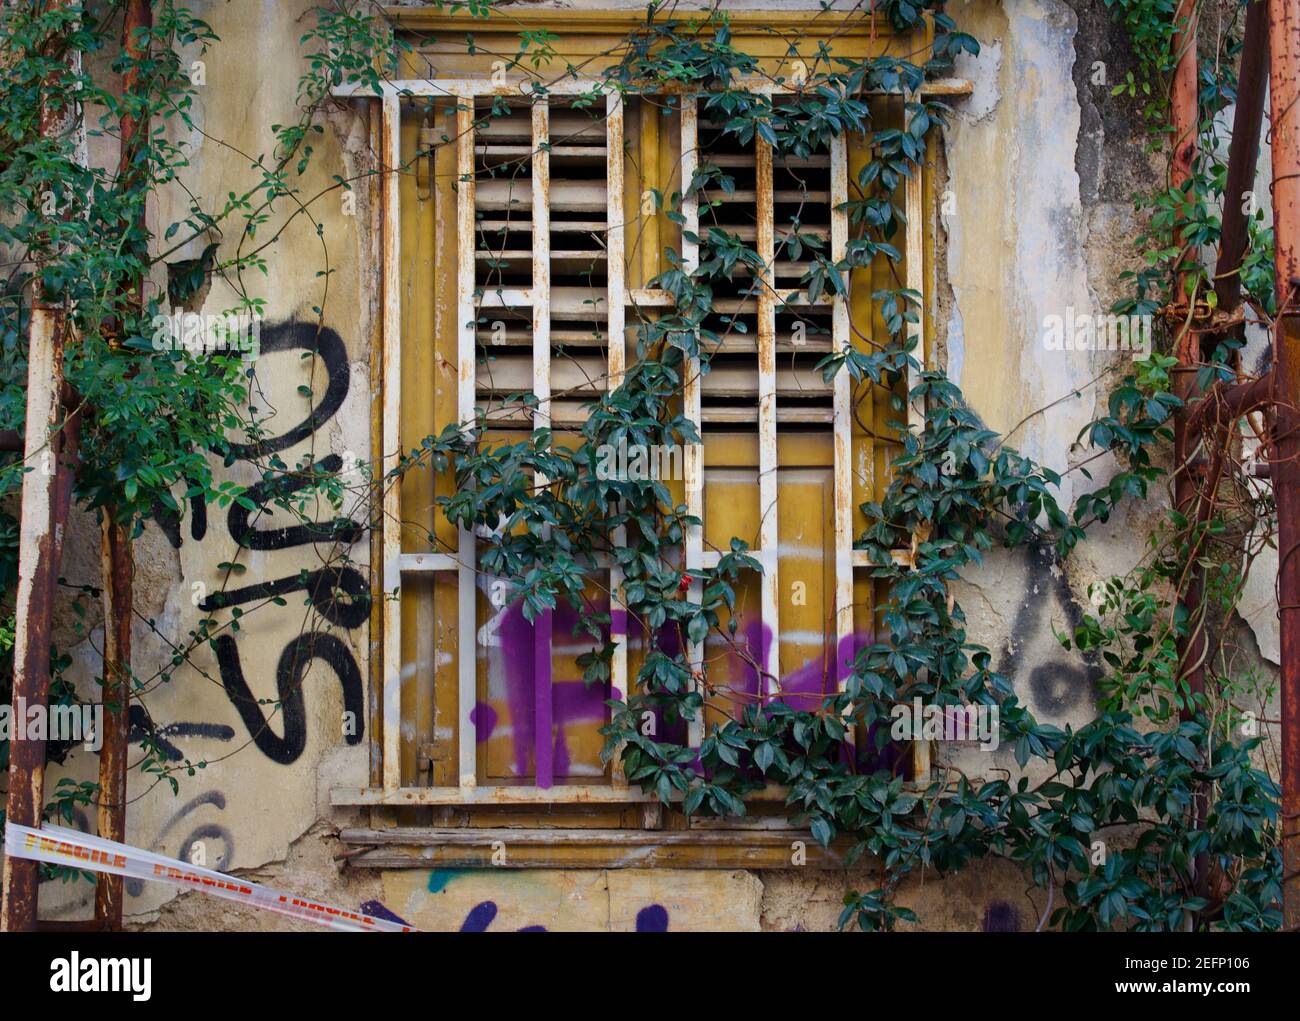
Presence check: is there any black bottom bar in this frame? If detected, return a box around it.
[0,930,1293,1007]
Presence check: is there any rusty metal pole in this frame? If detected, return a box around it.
[1265,0,1300,932]
[0,0,80,934]
[1216,0,1270,316]
[1169,0,1199,321]
[0,317,69,934]
[1169,0,1204,707]
[1162,0,1217,918]
[1172,3,1271,716]
[94,513,132,928]
[1182,0,1275,447]
[93,0,151,932]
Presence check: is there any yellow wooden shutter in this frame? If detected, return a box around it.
[334,12,935,840]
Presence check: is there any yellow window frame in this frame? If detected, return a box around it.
[333,7,945,866]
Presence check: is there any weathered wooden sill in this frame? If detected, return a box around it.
[338,826,856,870]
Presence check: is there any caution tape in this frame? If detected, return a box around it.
[4,822,417,932]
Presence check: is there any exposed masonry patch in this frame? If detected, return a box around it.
[1063,0,1157,206]
[952,37,1002,126]
[945,303,967,387]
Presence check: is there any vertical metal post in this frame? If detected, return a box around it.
[606,90,630,785]
[455,98,479,790]
[95,512,132,928]
[755,136,780,700]
[1170,0,1206,711]
[1266,0,1300,931]
[1216,0,1269,316]
[1,309,67,933]
[830,134,854,726]
[1168,0,1202,585]
[1170,0,1200,325]
[381,93,403,792]
[1161,0,1209,910]
[2,0,79,933]
[531,98,554,788]
[680,98,705,747]
[95,0,151,930]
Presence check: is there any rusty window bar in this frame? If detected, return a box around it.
[755,135,780,702]
[380,95,403,792]
[455,99,478,790]
[531,98,554,788]
[830,133,855,737]
[680,97,705,749]
[607,91,630,785]
[341,80,924,805]
[905,142,929,782]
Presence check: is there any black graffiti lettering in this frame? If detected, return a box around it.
[127,705,236,762]
[178,823,235,872]
[201,565,370,629]
[178,319,370,768]
[998,544,1102,714]
[1027,662,1097,715]
[216,631,364,765]
[150,481,209,550]
[228,321,350,459]
[228,453,363,551]
[126,792,233,897]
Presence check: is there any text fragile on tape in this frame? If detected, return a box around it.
[4,822,418,932]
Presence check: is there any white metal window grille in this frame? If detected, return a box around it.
[332,78,926,807]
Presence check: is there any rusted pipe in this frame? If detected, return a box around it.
[1162,0,1215,919]
[0,0,81,934]
[1168,0,1207,717]
[1170,0,1200,329]
[93,0,151,932]
[94,513,133,929]
[1185,373,1274,438]
[1215,0,1270,316]
[1169,0,1202,568]
[1265,0,1300,932]
[0,307,71,933]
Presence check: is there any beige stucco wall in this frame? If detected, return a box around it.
[3,0,1277,931]
[32,0,377,925]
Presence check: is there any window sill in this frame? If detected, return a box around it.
[338,826,853,870]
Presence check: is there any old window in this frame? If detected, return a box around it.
[333,9,943,867]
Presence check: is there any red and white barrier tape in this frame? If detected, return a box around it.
[4,822,417,932]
